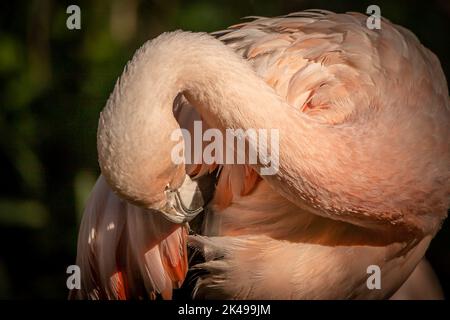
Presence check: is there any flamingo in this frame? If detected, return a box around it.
[70,10,449,300]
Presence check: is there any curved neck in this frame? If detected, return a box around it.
[97,31,299,207]
[97,31,439,238]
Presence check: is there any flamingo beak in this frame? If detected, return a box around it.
[157,175,212,224]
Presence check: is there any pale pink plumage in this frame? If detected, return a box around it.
[71,10,449,299]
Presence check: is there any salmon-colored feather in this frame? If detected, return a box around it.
[71,176,188,299]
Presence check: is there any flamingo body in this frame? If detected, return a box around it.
[71,10,449,300]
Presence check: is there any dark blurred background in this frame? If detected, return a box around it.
[0,0,448,299]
